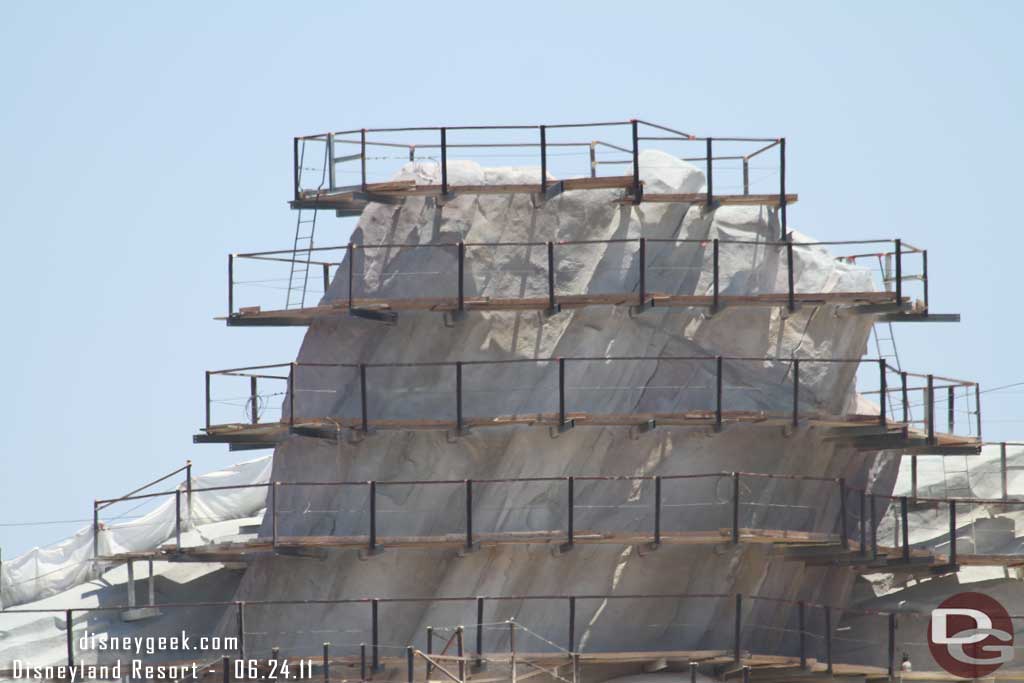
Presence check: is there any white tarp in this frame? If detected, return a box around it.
[0,455,271,608]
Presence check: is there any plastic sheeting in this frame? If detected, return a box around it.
[0,455,271,609]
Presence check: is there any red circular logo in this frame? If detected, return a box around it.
[928,592,1014,677]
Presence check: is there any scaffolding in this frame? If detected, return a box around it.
[223,237,959,328]
[3,118,1007,680]
[194,355,982,454]
[8,592,1024,680]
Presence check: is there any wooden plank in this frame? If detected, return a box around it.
[199,411,980,460]
[637,192,799,207]
[225,290,900,326]
[562,175,634,191]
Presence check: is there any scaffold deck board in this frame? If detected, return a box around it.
[98,528,1022,570]
[290,176,799,211]
[194,412,979,453]
[98,528,841,563]
[225,291,906,326]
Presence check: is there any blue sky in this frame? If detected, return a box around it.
[1,1,1021,555]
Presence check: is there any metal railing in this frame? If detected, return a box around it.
[10,589,1024,676]
[201,355,979,443]
[90,468,1024,572]
[225,237,930,321]
[292,120,792,236]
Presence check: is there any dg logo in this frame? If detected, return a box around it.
[929,592,1015,677]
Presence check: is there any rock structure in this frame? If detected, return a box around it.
[228,151,897,666]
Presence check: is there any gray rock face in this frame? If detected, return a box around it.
[229,152,895,667]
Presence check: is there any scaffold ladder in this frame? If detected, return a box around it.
[872,253,904,421]
[285,139,329,309]
[942,455,973,499]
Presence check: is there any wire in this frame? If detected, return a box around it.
[0,516,140,527]
[981,381,1024,395]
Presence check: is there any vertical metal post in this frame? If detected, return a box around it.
[371,600,380,671]
[293,137,300,201]
[859,489,867,556]
[976,383,983,440]
[742,158,749,195]
[879,360,887,428]
[887,613,896,678]
[223,656,230,683]
[922,249,929,311]
[440,127,448,196]
[237,601,246,659]
[927,374,935,444]
[547,242,557,312]
[65,610,74,666]
[369,481,377,552]
[465,479,473,551]
[272,647,280,664]
[205,371,211,430]
[901,372,909,424]
[289,364,296,428]
[475,597,484,668]
[712,238,720,313]
[322,263,330,296]
[271,483,278,550]
[653,476,662,546]
[147,559,155,605]
[348,243,355,310]
[638,238,647,308]
[406,647,414,683]
[715,356,724,431]
[900,497,910,561]
[228,254,234,317]
[93,501,99,561]
[186,460,193,526]
[509,620,516,683]
[786,239,795,312]
[559,358,567,428]
[779,138,787,238]
[589,142,597,178]
[126,561,136,608]
[361,643,367,681]
[1002,442,1009,501]
[409,145,416,162]
[426,627,434,680]
[705,138,714,207]
[949,500,958,566]
[792,359,800,428]
[630,120,641,202]
[894,239,902,304]
[456,627,465,682]
[457,242,465,315]
[948,385,955,433]
[733,593,742,662]
[174,490,182,548]
[797,601,806,668]
[566,477,575,547]
[568,597,576,652]
[838,479,849,550]
[360,129,367,192]
[456,362,463,434]
[732,472,741,544]
[250,376,259,425]
[870,494,878,559]
[323,643,330,683]
[360,364,369,433]
[689,662,698,683]
[824,606,833,674]
[539,125,547,193]
[328,133,336,191]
